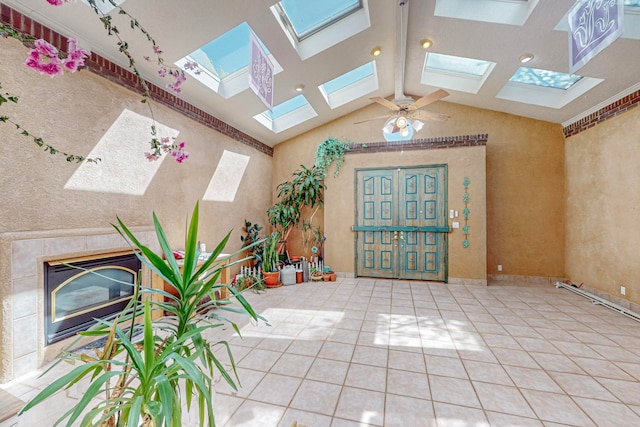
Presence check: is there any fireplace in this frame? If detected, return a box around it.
[44,252,141,345]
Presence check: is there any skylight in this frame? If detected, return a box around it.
[421,53,495,94]
[496,67,602,109]
[277,0,361,41]
[426,53,493,76]
[187,23,268,79]
[625,0,640,6]
[271,0,370,60]
[319,61,378,109]
[176,23,282,99]
[253,95,318,133]
[434,0,540,26]
[509,67,583,90]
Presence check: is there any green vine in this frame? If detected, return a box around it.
[314,136,350,178]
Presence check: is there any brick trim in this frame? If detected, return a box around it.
[0,3,273,156]
[345,134,488,154]
[563,89,640,138]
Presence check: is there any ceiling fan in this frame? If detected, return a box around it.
[356,0,450,137]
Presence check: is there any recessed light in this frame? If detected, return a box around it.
[420,39,433,49]
[371,46,382,57]
[294,84,305,92]
[519,53,534,63]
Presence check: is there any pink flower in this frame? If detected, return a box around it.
[152,45,162,54]
[25,48,63,77]
[63,39,88,72]
[160,137,170,143]
[171,141,189,163]
[143,56,150,62]
[157,67,167,78]
[34,39,58,57]
[46,0,69,5]
[145,152,160,161]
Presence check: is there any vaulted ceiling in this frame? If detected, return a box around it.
[5,0,640,146]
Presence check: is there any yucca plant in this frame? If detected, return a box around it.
[19,202,265,426]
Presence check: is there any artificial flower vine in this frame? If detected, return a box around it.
[0,0,194,163]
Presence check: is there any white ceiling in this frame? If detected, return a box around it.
[5,0,640,147]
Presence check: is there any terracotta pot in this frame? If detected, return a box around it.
[330,273,337,281]
[323,274,331,282]
[263,271,280,288]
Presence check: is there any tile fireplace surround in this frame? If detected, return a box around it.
[0,227,159,383]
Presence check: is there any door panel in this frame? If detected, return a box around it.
[355,166,448,281]
[356,169,396,278]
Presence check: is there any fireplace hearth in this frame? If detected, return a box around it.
[44,252,141,345]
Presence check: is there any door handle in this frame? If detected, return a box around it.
[399,231,405,241]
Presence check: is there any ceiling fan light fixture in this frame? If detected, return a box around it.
[371,46,382,57]
[519,53,534,63]
[396,116,408,129]
[413,119,425,132]
[420,38,433,49]
[400,126,409,137]
[382,120,394,134]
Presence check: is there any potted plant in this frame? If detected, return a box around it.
[240,219,264,267]
[234,272,265,293]
[314,136,350,178]
[19,202,264,426]
[310,266,323,281]
[262,231,281,288]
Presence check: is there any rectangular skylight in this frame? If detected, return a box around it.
[187,22,269,79]
[322,61,373,94]
[277,0,361,40]
[426,53,493,76]
[319,61,378,109]
[625,0,640,6]
[254,95,318,133]
[509,67,583,90]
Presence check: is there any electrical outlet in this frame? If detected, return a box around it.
[621,286,626,296]
[497,265,503,272]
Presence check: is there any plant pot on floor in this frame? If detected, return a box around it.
[263,271,280,288]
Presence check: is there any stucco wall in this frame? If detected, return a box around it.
[565,106,640,304]
[0,36,272,248]
[0,36,273,380]
[273,100,565,279]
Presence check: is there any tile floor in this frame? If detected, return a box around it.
[3,278,640,426]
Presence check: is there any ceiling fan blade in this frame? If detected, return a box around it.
[407,89,450,111]
[411,110,450,122]
[354,114,393,125]
[370,97,401,111]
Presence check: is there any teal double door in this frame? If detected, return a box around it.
[354,165,449,281]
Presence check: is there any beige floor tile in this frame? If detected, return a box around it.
[334,387,385,426]
[386,394,435,427]
[463,360,514,386]
[351,345,388,368]
[216,367,266,398]
[306,358,349,385]
[237,348,283,372]
[485,411,544,426]
[278,408,332,427]
[212,393,245,426]
[529,352,585,374]
[344,363,387,392]
[425,355,468,379]
[290,379,342,415]
[549,371,617,401]
[433,401,487,427]
[248,373,302,406]
[317,340,355,361]
[222,400,286,427]
[429,375,481,408]
[503,365,563,393]
[388,349,427,373]
[473,382,536,418]
[597,377,640,405]
[270,353,315,378]
[573,396,640,427]
[570,356,635,381]
[386,368,430,399]
[481,333,522,350]
[520,389,595,426]
[286,339,324,357]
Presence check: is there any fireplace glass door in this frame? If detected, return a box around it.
[45,253,140,345]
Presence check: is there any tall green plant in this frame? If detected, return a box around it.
[19,202,264,426]
[262,232,280,273]
[314,137,350,178]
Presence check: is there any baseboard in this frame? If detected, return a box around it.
[448,277,488,286]
[488,274,566,286]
